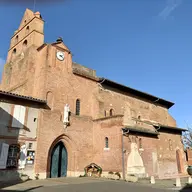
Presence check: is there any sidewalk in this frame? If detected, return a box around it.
[137,177,192,190]
[1,177,192,191]
[0,177,105,191]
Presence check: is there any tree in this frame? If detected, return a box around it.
[182,122,192,149]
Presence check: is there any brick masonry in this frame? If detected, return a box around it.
[0,8,188,179]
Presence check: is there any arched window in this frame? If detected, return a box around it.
[23,40,28,51]
[105,137,109,148]
[6,144,20,168]
[13,48,16,54]
[15,35,18,44]
[23,40,27,46]
[11,48,17,60]
[109,109,114,116]
[26,26,29,34]
[137,115,141,124]
[139,138,142,149]
[75,99,80,115]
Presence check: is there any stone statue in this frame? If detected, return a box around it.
[63,104,70,124]
[18,144,27,169]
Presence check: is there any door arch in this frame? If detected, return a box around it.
[50,141,68,178]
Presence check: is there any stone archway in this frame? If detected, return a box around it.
[50,141,68,178]
[47,134,73,178]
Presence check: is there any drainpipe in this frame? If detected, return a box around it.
[122,128,129,180]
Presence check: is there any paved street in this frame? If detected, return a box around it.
[1,177,191,192]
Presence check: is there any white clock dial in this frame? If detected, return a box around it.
[56,51,65,61]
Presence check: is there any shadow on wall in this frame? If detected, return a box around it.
[0,104,33,189]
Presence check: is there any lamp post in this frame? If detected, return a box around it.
[121,128,129,180]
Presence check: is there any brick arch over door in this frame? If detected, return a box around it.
[46,134,74,178]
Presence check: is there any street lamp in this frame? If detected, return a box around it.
[121,128,129,180]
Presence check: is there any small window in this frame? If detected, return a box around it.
[75,99,80,115]
[23,40,27,47]
[137,115,141,124]
[26,26,29,34]
[15,35,18,44]
[105,137,109,148]
[13,48,16,54]
[139,138,142,149]
[6,145,20,168]
[109,109,114,116]
[104,110,107,117]
[28,143,32,149]
[23,40,28,51]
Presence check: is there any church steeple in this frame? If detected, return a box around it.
[6,8,44,63]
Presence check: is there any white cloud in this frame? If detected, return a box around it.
[158,0,183,20]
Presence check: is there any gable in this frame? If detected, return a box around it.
[18,8,35,30]
[51,42,70,53]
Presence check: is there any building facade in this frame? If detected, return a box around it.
[0,8,188,180]
[0,90,47,181]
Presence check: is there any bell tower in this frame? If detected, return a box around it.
[1,8,44,94]
[6,8,44,63]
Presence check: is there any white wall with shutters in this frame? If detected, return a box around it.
[12,105,26,128]
[0,143,9,169]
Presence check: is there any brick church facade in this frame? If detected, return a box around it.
[0,9,188,180]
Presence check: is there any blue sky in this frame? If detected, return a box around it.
[0,0,192,128]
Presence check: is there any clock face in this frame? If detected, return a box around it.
[56,51,65,61]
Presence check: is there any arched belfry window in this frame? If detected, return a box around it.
[26,26,29,34]
[11,48,17,60]
[105,137,109,148]
[23,40,28,51]
[13,48,16,54]
[15,35,18,44]
[75,99,80,115]
[109,109,114,116]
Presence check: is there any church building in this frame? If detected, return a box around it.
[0,8,188,180]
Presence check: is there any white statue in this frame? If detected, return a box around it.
[18,144,27,169]
[63,104,70,124]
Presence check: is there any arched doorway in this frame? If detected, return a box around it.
[50,141,68,178]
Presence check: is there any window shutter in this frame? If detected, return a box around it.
[12,105,21,128]
[19,106,26,128]
[0,143,9,169]
[12,105,26,128]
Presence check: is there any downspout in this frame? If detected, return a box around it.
[122,129,129,180]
